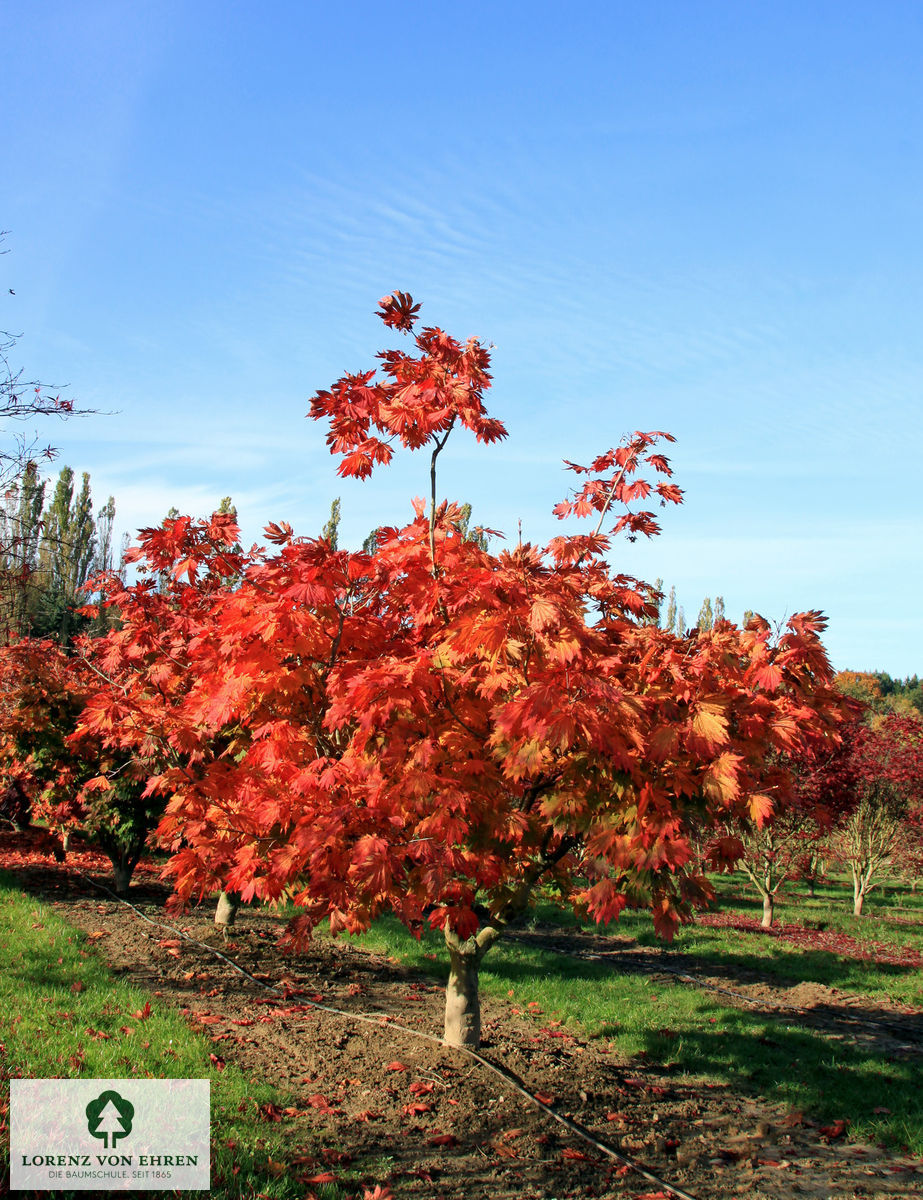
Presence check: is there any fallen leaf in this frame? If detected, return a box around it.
[320,1149,352,1165]
[401,1101,432,1116]
[386,1061,407,1072]
[428,1133,457,1147]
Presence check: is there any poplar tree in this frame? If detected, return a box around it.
[0,462,46,636]
[322,497,341,549]
[663,585,677,633]
[36,468,97,644]
[697,596,714,631]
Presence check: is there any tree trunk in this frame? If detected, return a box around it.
[853,889,865,916]
[761,892,774,929]
[214,890,240,929]
[61,829,71,853]
[443,924,502,1049]
[445,944,482,1049]
[112,863,132,895]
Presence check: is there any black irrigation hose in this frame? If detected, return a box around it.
[73,871,701,1200]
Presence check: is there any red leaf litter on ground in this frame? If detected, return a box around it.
[698,911,923,969]
[0,829,163,885]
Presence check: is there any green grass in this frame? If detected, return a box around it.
[6,864,923,1191]
[348,907,923,1155]
[512,874,923,1010]
[0,871,355,1200]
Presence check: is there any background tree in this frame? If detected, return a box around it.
[663,584,677,633]
[34,467,98,643]
[715,726,859,927]
[837,670,923,718]
[0,638,162,888]
[827,713,923,915]
[0,461,46,636]
[322,497,341,549]
[1,235,100,630]
[697,596,714,631]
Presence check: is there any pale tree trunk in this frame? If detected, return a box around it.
[761,892,775,929]
[443,925,502,1049]
[853,872,866,916]
[214,890,240,929]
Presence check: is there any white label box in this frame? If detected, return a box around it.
[10,1079,210,1190]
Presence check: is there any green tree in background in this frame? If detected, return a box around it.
[0,462,46,636]
[322,497,341,549]
[34,468,98,644]
[663,584,677,633]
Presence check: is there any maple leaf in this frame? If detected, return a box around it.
[690,701,730,750]
[702,752,742,806]
[377,291,421,332]
[748,792,775,826]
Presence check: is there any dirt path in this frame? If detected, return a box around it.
[4,842,923,1200]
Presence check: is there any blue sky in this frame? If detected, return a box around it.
[4,1,921,675]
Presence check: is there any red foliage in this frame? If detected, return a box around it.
[71,294,847,955]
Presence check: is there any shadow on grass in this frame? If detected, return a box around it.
[481,948,923,1143]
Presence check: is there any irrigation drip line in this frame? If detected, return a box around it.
[74,872,701,1200]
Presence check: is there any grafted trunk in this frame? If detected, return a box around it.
[443,924,502,1049]
[214,890,240,929]
[445,945,481,1048]
[761,892,775,929]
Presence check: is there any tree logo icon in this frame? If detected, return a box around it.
[85,1089,135,1149]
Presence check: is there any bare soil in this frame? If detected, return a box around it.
[4,833,923,1200]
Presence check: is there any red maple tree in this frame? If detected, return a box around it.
[825,712,923,914]
[0,638,161,890]
[77,294,847,1046]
